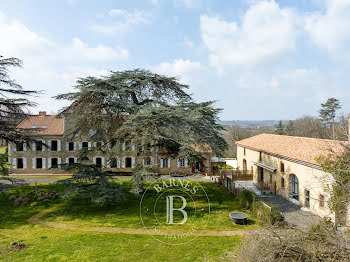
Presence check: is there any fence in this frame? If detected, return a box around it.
[216,169,253,181]
[217,171,243,197]
[215,171,281,225]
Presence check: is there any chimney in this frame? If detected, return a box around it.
[38,111,46,116]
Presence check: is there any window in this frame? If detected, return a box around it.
[95,157,102,168]
[32,125,37,128]
[36,158,43,169]
[243,148,246,156]
[51,158,58,168]
[269,174,272,183]
[42,125,47,128]
[68,142,74,151]
[259,152,262,161]
[51,140,58,151]
[16,143,24,152]
[179,159,185,167]
[319,194,325,208]
[280,162,285,173]
[290,174,299,201]
[17,158,24,169]
[110,158,118,168]
[125,140,131,151]
[281,177,285,188]
[242,159,247,173]
[36,141,43,151]
[68,158,75,164]
[161,158,169,168]
[82,142,88,149]
[305,190,310,208]
[125,157,132,168]
[145,157,152,165]
[110,139,117,148]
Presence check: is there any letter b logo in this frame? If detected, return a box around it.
[166,195,188,224]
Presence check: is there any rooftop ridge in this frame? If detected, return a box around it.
[237,133,347,144]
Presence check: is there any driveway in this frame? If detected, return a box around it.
[234,180,321,229]
[259,194,320,229]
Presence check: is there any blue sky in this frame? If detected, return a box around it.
[1,0,350,120]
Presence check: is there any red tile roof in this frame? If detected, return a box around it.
[16,114,63,136]
[236,133,348,166]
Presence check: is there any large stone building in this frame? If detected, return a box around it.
[236,134,348,224]
[8,111,212,175]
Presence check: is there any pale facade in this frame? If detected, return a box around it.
[236,134,348,224]
[8,112,212,175]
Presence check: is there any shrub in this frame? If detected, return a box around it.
[238,189,255,209]
[251,200,283,225]
[236,221,350,262]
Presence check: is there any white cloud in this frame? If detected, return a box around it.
[149,0,160,6]
[236,69,321,96]
[200,1,299,70]
[174,0,203,9]
[152,59,207,88]
[91,9,151,36]
[69,38,128,62]
[66,0,76,5]
[0,11,128,114]
[305,0,350,58]
[184,37,195,48]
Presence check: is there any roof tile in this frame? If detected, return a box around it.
[236,133,347,165]
[16,115,63,136]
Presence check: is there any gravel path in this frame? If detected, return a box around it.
[234,181,321,230]
[259,194,320,229]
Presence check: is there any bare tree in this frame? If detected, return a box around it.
[233,223,350,262]
[222,125,273,157]
[286,116,327,139]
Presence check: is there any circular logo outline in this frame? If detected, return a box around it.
[139,177,211,245]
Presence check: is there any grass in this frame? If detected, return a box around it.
[0,184,64,229]
[0,181,254,261]
[43,181,257,231]
[0,147,6,154]
[0,227,242,262]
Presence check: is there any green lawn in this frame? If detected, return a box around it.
[0,226,241,262]
[43,181,257,231]
[0,181,253,261]
[0,147,6,154]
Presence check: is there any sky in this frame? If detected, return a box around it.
[1,0,350,120]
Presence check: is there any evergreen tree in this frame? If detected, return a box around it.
[319,97,341,139]
[0,55,38,190]
[56,69,227,196]
[275,120,285,135]
[0,55,38,142]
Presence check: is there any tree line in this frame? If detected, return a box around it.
[224,97,347,158]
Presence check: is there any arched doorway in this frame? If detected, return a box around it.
[289,174,299,201]
[242,159,247,174]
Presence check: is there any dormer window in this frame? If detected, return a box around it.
[42,125,47,128]
[32,125,37,128]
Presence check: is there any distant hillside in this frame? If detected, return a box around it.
[219,120,281,128]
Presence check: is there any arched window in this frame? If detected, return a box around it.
[243,159,247,174]
[289,174,299,201]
